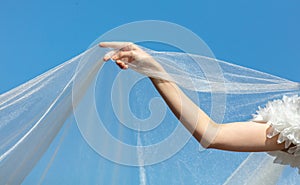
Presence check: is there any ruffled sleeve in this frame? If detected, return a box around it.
[252,95,300,172]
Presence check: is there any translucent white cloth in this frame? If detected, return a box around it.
[253,95,300,172]
[0,45,300,185]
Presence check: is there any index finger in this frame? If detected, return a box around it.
[99,42,133,49]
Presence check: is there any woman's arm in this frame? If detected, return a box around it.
[100,42,285,152]
[149,77,285,152]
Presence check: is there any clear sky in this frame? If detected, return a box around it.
[1,0,299,95]
[1,1,300,184]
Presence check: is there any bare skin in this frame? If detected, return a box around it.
[99,42,286,152]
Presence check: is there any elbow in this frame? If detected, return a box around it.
[196,121,222,149]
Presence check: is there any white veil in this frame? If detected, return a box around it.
[0,45,299,185]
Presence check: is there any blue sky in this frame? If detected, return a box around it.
[1,0,299,95]
[1,1,300,184]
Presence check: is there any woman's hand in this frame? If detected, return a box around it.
[99,42,163,72]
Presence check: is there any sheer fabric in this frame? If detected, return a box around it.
[0,45,299,185]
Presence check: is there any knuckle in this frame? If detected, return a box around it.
[126,42,133,45]
[119,51,125,57]
[127,42,137,48]
[117,52,122,57]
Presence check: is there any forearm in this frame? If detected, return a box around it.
[100,42,287,153]
[150,77,286,152]
[149,77,218,144]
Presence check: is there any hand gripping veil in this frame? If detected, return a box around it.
[0,45,299,185]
